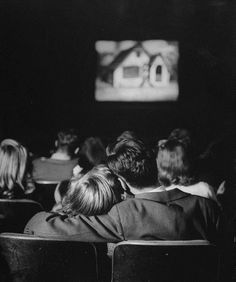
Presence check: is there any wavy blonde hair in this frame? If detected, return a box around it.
[0,139,28,191]
[62,165,122,216]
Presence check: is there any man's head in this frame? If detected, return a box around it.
[55,129,79,157]
[106,130,139,156]
[107,139,158,190]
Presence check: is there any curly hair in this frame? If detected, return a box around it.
[157,139,194,187]
[107,139,158,189]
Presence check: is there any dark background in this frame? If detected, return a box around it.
[0,0,235,153]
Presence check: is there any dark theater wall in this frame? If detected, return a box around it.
[0,0,235,150]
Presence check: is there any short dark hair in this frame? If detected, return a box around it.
[56,129,78,155]
[106,130,138,156]
[157,139,193,187]
[107,139,158,189]
[168,128,191,148]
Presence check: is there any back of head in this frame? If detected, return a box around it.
[56,129,78,157]
[0,139,28,194]
[168,128,192,148]
[117,130,138,142]
[107,139,158,189]
[157,139,193,187]
[106,130,138,156]
[62,165,122,216]
[79,137,106,167]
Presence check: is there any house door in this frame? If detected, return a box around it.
[156,65,162,81]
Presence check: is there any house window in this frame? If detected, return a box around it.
[156,65,162,81]
[123,66,139,78]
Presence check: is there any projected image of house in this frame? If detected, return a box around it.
[95,40,179,102]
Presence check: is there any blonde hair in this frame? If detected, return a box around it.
[62,165,122,216]
[0,139,28,192]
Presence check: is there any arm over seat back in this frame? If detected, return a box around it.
[0,233,99,282]
[112,240,219,282]
[0,199,43,233]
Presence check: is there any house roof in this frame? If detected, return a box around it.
[107,43,150,71]
[149,53,172,73]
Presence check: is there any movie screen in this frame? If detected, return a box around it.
[95,40,179,102]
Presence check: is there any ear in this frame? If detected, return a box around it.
[217,181,226,195]
[118,177,132,193]
[73,164,83,177]
[118,177,127,190]
[74,147,80,155]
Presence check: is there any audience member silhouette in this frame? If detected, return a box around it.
[25,138,220,243]
[32,129,79,182]
[156,139,217,202]
[106,130,138,156]
[73,136,106,178]
[0,139,35,199]
[58,165,122,216]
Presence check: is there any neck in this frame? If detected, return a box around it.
[51,150,71,160]
[129,184,159,195]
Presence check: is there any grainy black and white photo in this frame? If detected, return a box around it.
[0,0,235,281]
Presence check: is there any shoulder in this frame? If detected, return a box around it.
[33,157,50,164]
[24,211,55,235]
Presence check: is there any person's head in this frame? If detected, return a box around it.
[78,137,106,169]
[107,139,158,190]
[55,129,79,157]
[157,139,193,187]
[168,128,191,148]
[0,139,28,191]
[117,130,138,142]
[106,130,138,156]
[62,165,122,216]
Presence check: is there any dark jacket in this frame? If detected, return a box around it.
[24,189,220,243]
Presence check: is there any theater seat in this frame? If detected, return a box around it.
[112,240,219,282]
[0,233,99,282]
[0,199,43,233]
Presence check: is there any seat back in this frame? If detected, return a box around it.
[34,181,59,211]
[112,240,219,282]
[0,199,43,233]
[0,233,99,282]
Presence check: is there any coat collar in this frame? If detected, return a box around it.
[134,188,190,204]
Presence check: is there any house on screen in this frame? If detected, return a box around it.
[149,54,171,86]
[104,44,171,88]
[105,44,150,88]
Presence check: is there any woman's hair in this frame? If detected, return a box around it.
[62,165,122,216]
[157,139,194,187]
[0,139,28,192]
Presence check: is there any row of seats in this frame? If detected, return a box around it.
[0,198,235,281]
[0,235,220,282]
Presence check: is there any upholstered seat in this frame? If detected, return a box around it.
[0,233,99,282]
[112,240,219,282]
[0,199,43,233]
